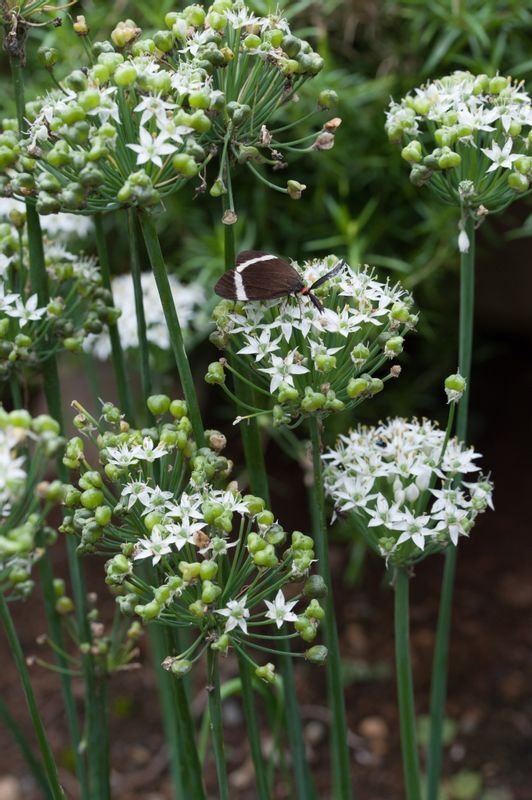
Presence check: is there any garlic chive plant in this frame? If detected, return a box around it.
[323,390,493,800]
[208,255,416,426]
[386,71,527,798]
[62,395,326,797]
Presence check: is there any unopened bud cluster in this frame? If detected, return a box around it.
[323,417,493,567]
[386,71,532,206]
[61,396,326,677]
[208,255,416,426]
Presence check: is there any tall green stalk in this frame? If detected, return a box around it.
[93,214,132,420]
[0,697,53,799]
[236,652,270,800]
[128,210,152,402]
[0,593,64,800]
[138,211,205,445]
[7,48,92,800]
[308,417,353,800]
[394,570,422,800]
[223,219,315,799]
[207,649,230,800]
[426,216,476,799]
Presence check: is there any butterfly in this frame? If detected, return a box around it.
[214,250,345,312]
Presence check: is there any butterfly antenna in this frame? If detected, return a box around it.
[309,259,347,291]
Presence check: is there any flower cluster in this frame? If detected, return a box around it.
[386,71,532,209]
[322,417,493,567]
[208,255,416,426]
[0,407,64,599]
[86,271,209,361]
[0,211,112,381]
[61,396,327,679]
[0,1,336,215]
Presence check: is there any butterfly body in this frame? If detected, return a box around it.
[215,250,344,312]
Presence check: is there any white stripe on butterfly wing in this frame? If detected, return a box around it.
[234,271,248,300]
[236,254,277,272]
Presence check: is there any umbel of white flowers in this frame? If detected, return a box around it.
[322,416,493,567]
[386,71,532,250]
[208,255,417,425]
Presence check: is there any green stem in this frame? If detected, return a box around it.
[138,211,204,445]
[394,570,422,800]
[308,417,353,800]
[236,652,270,800]
[0,593,64,800]
[426,218,476,800]
[93,214,133,420]
[128,209,152,403]
[0,697,53,799]
[89,676,111,800]
[142,578,205,800]
[7,43,92,800]
[207,649,229,800]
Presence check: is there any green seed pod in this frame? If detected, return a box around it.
[304,645,328,664]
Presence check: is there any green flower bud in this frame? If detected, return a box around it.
[147,394,171,416]
[347,376,369,399]
[114,63,138,87]
[277,382,299,403]
[255,662,276,683]
[292,531,314,551]
[305,599,325,620]
[401,140,422,163]
[209,177,227,198]
[172,153,199,177]
[199,560,218,581]
[80,488,105,510]
[318,89,338,110]
[205,361,226,385]
[444,372,466,403]
[315,353,336,372]
[211,633,229,653]
[244,495,266,515]
[201,580,222,604]
[434,128,456,148]
[244,33,262,49]
[384,335,404,357]
[303,575,328,599]
[507,171,529,193]
[295,617,318,642]
[135,600,161,620]
[287,180,306,200]
[171,659,193,677]
[368,378,384,396]
[304,645,328,664]
[300,388,326,413]
[95,506,112,526]
[253,545,278,568]
[111,19,141,48]
[8,409,31,429]
[488,75,508,94]
[38,46,60,69]
[438,148,461,170]
[153,30,175,53]
[56,596,75,615]
[179,561,201,582]
[256,510,275,527]
[188,598,206,617]
[282,34,301,57]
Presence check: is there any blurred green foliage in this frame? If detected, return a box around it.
[1,0,530,423]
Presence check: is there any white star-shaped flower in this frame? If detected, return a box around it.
[216,595,250,634]
[259,352,309,393]
[481,139,520,172]
[127,127,176,168]
[264,590,298,629]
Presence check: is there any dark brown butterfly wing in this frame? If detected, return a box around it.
[215,251,304,300]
